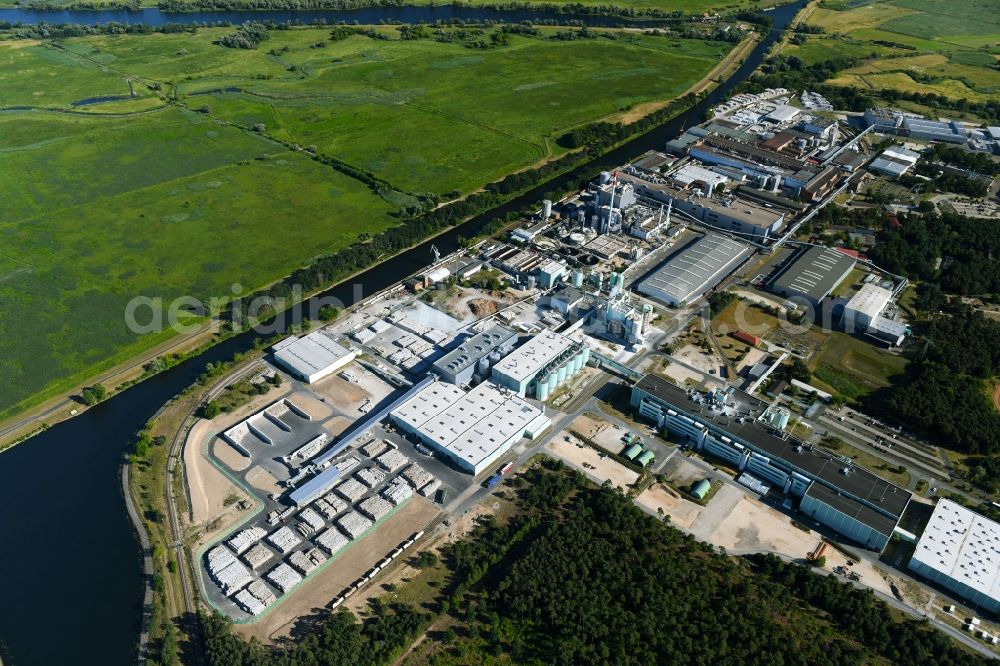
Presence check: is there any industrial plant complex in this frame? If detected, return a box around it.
[182,87,1000,651]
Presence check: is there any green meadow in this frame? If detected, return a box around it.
[0,26,729,416]
[798,0,1000,102]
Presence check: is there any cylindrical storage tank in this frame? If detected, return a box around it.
[556,364,568,385]
[547,373,558,393]
[777,410,790,431]
[599,171,611,184]
[572,351,584,374]
[571,270,583,287]
[477,357,490,375]
[527,275,537,290]
[536,380,549,402]
[581,347,591,365]
[542,199,552,220]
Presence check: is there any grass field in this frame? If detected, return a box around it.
[0,26,730,417]
[801,0,1000,102]
[809,332,908,401]
[55,28,729,194]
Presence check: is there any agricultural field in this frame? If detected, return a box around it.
[800,0,1000,102]
[809,332,908,402]
[0,27,731,417]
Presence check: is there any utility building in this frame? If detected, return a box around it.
[909,499,1000,613]
[389,379,549,475]
[432,324,517,385]
[637,233,753,306]
[769,245,856,307]
[630,374,910,551]
[491,330,588,399]
[272,331,358,383]
[843,283,892,332]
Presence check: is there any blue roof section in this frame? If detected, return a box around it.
[289,465,342,507]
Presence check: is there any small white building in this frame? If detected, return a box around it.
[843,283,892,332]
[272,330,358,383]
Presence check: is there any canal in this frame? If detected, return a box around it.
[0,2,801,663]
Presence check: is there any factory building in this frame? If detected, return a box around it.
[272,331,358,383]
[864,108,903,134]
[630,374,910,551]
[637,233,753,307]
[389,379,550,475]
[908,499,1000,613]
[432,324,517,385]
[843,283,893,332]
[536,260,567,289]
[620,174,784,242]
[904,117,967,144]
[491,330,588,399]
[800,116,839,144]
[670,164,729,196]
[867,316,907,347]
[769,245,856,307]
[869,146,920,178]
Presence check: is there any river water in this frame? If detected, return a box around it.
[0,2,801,663]
[0,5,679,27]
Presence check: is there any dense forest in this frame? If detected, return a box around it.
[198,463,986,666]
[868,207,1000,296]
[867,304,1000,490]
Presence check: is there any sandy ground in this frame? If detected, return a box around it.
[184,419,243,526]
[545,433,638,491]
[324,415,353,438]
[688,484,743,540]
[635,484,702,529]
[659,359,704,386]
[674,344,722,375]
[736,347,766,374]
[234,497,441,644]
[285,391,334,422]
[213,438,251,472]
[245,465,281,495]
[666,457,711,487]
[311,370,371,413]
[709,495,818,556]
[734,289,787,311]
[568,414,629,454]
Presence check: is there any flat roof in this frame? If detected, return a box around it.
[433,325,516,378]
[392,381,545,468]
[845,283,892,319]
[274,331,353,377]
[633,375,911,522]
[911,499,1000,604]
[766,105,801,123]
[869,157,910,177]
[390,381,466,432]
[492,330,575,384]
[672,164,728,188]
[289,465,343,507]
[637,233,753,305]
[770,245,856,302]
[805,481,899,537]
